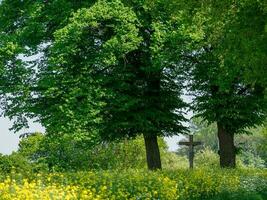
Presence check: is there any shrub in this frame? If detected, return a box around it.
[0,153,33,175]
[194,147,220,168]
[17,134,179,171]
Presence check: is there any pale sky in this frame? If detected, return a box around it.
[0,117,45,155]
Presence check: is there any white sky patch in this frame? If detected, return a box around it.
[164,94,193,152]
[0,117,45,155]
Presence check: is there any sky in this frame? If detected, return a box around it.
[0,117,45,155]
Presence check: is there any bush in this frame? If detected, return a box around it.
[193,147,263,169]
[238,151,266,169]
[162,152,188,169]
[194,147,220,168]
[17,133,180,171]
[0,153,33,175]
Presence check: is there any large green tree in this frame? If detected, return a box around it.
[0,0,187,170]
[186,0,267,167]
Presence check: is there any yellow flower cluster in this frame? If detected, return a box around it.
[0,177,98,200]
[0,168,266,200]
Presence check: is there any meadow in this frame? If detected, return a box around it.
[0,168,266,200]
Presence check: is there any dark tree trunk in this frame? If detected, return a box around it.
[143,134,162,170]
[217,123,236,168]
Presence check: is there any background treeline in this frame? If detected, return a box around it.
[0,118,266,174]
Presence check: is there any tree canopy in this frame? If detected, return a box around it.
[0,0,190,170]
[186,0,267,167]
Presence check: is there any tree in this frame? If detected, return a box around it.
[190,50,266,168]
[180,0,267,168]
[0,0,96,131]
[0,153,32,174]
[161,0,267,168]
[0,0,187,170]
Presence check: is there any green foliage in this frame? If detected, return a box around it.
[185,0,267,135]
[238,151,265,169]
[193,148,244,169]
[219,0,267,86]
[87,136,180,170]
[16,133,178,171]
[256,122,267,162]
[0,1,188,171]
[0,153,32,175]
[0,0,266,171]
[17,132,100,171]
[0,0,190,170]
[36,0,143,135]
[18,133,44,159]
[36,0,187,139]
[0,0,188,138]
[194,147,220,168]
[235,124,267,168]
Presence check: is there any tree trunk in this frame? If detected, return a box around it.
[143,134,162,170]
[217,123,236,168]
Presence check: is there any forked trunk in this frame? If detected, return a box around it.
[217,123,236,168]
[143,134,162,170]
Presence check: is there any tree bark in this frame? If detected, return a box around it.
[143,134,162,170]
[217,123,236,168]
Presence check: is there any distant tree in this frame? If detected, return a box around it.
[0,153,32,174]
[257,122,267,162]
[18,132,44,162]
[237,122,267,167]
[17,132,100,171]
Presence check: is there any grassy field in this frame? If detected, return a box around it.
[0,168,266,200]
